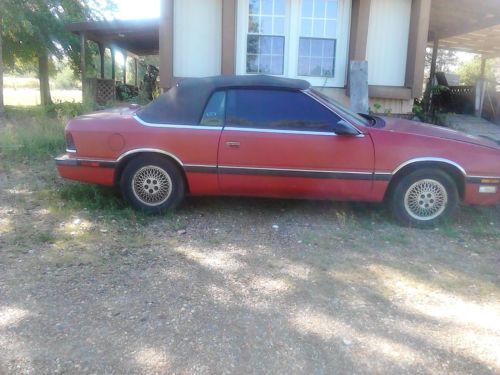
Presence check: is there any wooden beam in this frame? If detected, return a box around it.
[98,43,105,79]
[429,38,439,86]
[134,58,138,87]
[111,48,116,80]
[80,32,86,98]
[123,54,127,84]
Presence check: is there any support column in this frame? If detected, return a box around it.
[476,57,488,117]
[350,61,369,114]
[98,43,105,79]
[80,32,86,98]
[346,0,371,96]
[221,0,237,75]
[111,48,116,80]
[123,54,127,84]
[159,0,174,90]
[134,58,138,87]
[405,0,432,97]
[429,37,439,86]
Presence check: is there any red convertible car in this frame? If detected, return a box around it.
[56,75,500,227]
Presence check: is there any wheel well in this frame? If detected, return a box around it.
[114,152,189,192]
[385,162,465,201]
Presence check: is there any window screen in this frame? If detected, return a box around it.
[226,89,341,132]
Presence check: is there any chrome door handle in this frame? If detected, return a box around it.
[226,141,240,148]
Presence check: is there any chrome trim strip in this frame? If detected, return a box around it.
[116,148,184,166]
[218,165,375,180]
[133,115,222,131]
[55,155,116,168]
[66,148,77,153]
[392,157,467,176]
[218,165,372,174]
[223,127,339,136]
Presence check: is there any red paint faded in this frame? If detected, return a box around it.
[55,107,500,206]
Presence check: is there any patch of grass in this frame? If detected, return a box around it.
[0,107,66,163]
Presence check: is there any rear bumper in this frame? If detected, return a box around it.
[55,154,116,186]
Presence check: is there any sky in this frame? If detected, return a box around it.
[113,0,160,20]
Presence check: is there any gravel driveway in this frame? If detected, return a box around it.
[1,163,499,374]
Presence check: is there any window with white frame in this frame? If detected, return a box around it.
[237,0,351,87]
[298,0,338,77]
[246,0,286,75]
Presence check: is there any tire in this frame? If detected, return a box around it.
[389,168,459,228]
[120,155,185,214]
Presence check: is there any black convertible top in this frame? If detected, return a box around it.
[136,75,311,125]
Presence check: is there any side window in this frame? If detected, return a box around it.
[200,91,226,126]
[226,89,341,132]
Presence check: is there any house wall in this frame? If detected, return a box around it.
[366,0,412,86]
[173,0,222,77]
[160,0,431,114]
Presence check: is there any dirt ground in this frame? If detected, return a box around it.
[1,160,499,375]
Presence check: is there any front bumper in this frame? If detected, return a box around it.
[55,154,116,186]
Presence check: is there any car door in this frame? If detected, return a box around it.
[217,89,375,200]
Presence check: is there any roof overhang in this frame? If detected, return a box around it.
[428,0,500,57]
[66,18,160,56]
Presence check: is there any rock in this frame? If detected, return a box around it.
[100,229,108,233]
[272,225,279,230]
[343,338,352,346]
[177,229,187,235]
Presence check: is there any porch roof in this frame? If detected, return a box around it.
[428,0,500,57]
[66,18,160,56]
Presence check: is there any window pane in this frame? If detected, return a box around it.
[325,20,336,38]
[260,16,273,33]
[260,36,272,54]
[246,36,284,75]
[302,0,313,17]
[227,90,341,132]
[272,37,284,55]
[201,91,226,126]
[301,19,312,37]
[247,55,259,73]
[274,0,286,15]
[274,16,285,35]
[297,37,336,77]
[271,56,284,75]
[249,0,260,14]
[313,20,325,38]
[247,35,259,54]
[326,0,338,18]
[249,16,260,33]
[314,0,326,18]
[262,0,273,15]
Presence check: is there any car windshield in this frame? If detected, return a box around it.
[309,89,372,127]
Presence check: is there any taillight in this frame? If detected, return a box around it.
[66,132,77,152]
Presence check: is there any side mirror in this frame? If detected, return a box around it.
[335,120,360,136]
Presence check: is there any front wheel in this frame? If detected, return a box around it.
[120,155,185,214]
[389,169,459,228]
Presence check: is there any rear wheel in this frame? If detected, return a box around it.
[120,155,185,214]
[390,169,458,228]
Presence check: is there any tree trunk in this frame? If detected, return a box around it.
[38,51,52,107]
[0,17,5,117]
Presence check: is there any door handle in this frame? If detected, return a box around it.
[226,141,240,148]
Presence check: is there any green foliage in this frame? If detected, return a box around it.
[457,57,496,86]
[53,65,79,89]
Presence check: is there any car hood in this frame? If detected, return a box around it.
[377,117,500,150]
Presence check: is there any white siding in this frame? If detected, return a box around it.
[173,0,222,77]
[366,0,411,86]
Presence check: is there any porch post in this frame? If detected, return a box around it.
[98,43,105,79]
[476,57,488,117]
[80,32,86,98]
[429,37,439,86]
[123,53,127,84]
[134,58,138,87]
[111,48,116,80]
